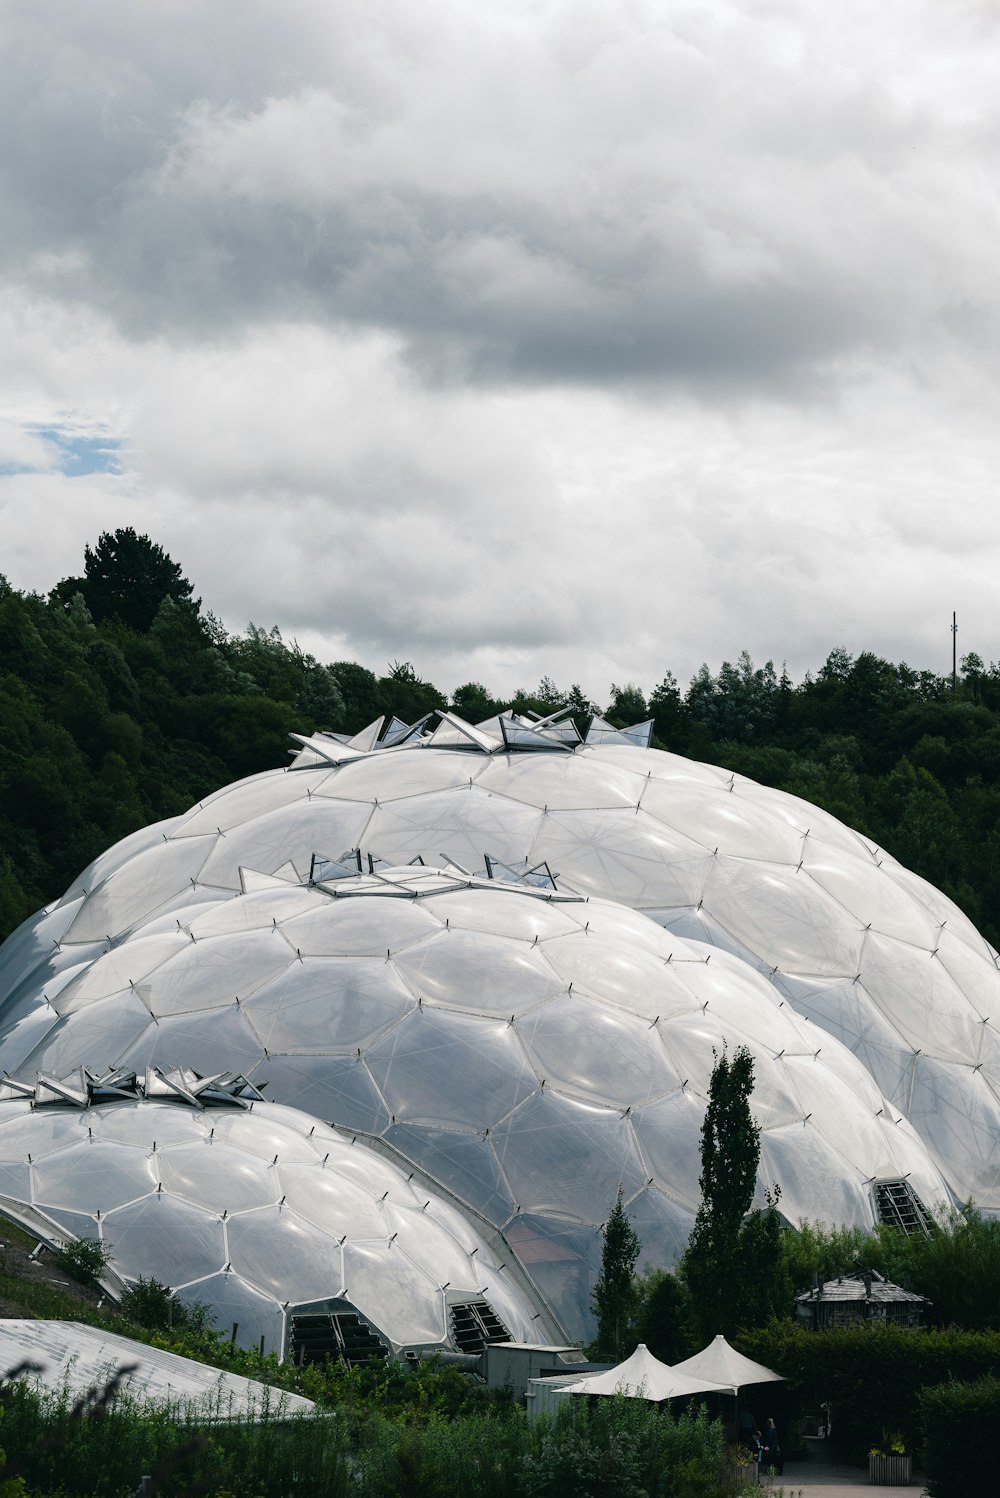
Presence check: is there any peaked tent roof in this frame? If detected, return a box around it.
[558,1343,732,1401]
[672,1334,784,1390]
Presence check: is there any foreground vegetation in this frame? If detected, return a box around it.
[0,1375,726,1498]
[5,530,1000,945]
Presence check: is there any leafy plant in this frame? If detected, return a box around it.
[54,1236,110,1285]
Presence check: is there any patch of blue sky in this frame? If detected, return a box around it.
[0,426,124,477]
[38,428,124,476]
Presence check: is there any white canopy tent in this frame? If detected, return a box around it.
[558,1343,732,1402]
[672,1335,784,1390]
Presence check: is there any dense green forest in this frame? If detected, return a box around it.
[3,529,1000,949]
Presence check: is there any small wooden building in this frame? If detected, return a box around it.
[794,1270,929,1331]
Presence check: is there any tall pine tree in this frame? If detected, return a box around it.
[592,1190,641,1360]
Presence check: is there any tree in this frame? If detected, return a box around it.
[680,1045,785,1339]
[591,1190,641,1360]
[75,528,198,632]
[607,682,648,728]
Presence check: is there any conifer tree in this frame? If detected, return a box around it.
[592,1190,641,1360]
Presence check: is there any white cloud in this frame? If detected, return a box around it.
[2,0,1000,705]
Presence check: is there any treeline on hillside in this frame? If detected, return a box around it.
[3,528,1000,946]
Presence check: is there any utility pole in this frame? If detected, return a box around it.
[952,611,958,694]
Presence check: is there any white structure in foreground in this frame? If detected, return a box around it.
[0,1319,316,1418]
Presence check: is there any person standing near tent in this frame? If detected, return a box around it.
[763,1417,783,1474]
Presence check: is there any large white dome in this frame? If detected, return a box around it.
[0,1081,543,1357]
[0,862,951,1338]
[1,710,997,1347]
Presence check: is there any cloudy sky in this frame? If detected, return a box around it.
[2,0,999,706]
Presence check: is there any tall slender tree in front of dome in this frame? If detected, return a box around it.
[681,1045,787,1340]
[592,1190,641,1361]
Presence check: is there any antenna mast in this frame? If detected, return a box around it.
[952,611,958,694]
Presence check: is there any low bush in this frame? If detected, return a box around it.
[918,1375,1000,1498]
[736,1321,1000,1461]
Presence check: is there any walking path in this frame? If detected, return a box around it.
[756,1456,926,1496]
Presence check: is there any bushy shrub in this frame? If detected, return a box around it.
[118,1276,212,1334]
[54,1236,110,1285]
[737,1321,1000,1461]
[918,1375,1000,1498]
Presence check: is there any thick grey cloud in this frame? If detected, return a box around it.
[4,0,999,390]
[3,0,1000,704]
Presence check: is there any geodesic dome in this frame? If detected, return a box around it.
[1,707,997,1346]
[0,863,950,1338]
[5,708,995,1211]
[0,1077,543,1358]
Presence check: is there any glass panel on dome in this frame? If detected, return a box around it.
[626,1185,695,1273]
[886,863,989,954]
[61,816,185,904]
[16,994,153,1080]
[366,1009,537,1130]
[0,1160,31,1200]
[90,1100,196,1149]
[280,899,439,958]
[383,1124,515,1222]
[342,1240,444,1347]
[759,1123,873,1227]
[32,1140,158,1214]
[64,836,217,942]
[56,933,190,1011]
[176,1273,285,1357]
[516,997,679,1106]
[906,1058,1000,1205]
[103,1194,227,1285]
[704,858,863,976]
[187,887,319,939]
[134,932,293,1018]
[503,1214,596,1341]
[383,1201,479,1291]
[247,1055,390,1134]
[0,1108,90,1156]
[243,957,414,1052]
[774,973,913,1101]
[417,889,581,942]
[491,1092,646,1221]
[278,1162,388,1239]
[393,932,562,1017]
[534,809,714,910]
[178,771,311,837]
[475,755,645,811]
[118,1007,263,1077]
[0,901,82,1002]
[157,1142,280,1214]
[316,750,484,804]
[227,1206,343,1302]
[0,1004,64,1076]
[802,851,936,947]
[541,933,683,1022]
[198,801,374,892]
[861,932,982,1064]
[639,781,803,863]
[365,790,541,869]
[631,1089,707,1211]
[207,1106,319,1163]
